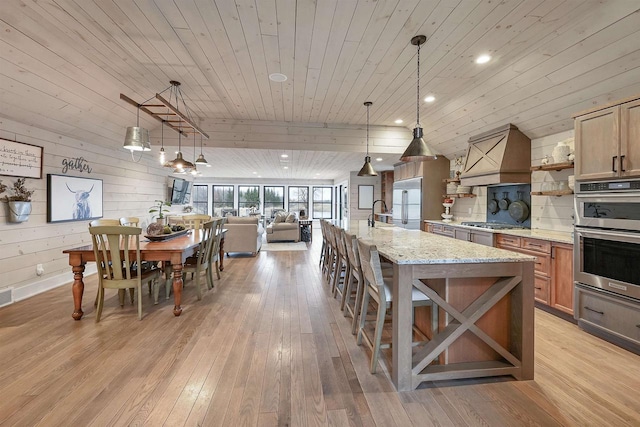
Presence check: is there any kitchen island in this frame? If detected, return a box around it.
[334,220,535,391]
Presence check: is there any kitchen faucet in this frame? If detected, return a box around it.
[369,199,388,227]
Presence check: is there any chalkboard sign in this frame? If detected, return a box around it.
[0,138,43,179]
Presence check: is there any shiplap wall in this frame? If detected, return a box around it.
[0,118,168,298]
[449,129,575,232]
[349,172,380,222]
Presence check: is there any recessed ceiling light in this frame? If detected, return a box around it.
[475,54,491,64]
[257,175,262,178]
[283,166,288,169]
[280,153,288,158]
[424,95,435,103]
[376,157,383,161]
[269,73,288,82]
[252,171,257,174]
[394,119,403,124]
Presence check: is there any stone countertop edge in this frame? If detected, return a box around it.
[344,221,537,265]
[423,220,574,244]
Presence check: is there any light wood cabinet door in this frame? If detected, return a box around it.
[551,243,574,316]
[574,105,620,181]
[620,98,640,178]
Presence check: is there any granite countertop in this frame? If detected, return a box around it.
[332,220,535,265]
[423,220,573,244]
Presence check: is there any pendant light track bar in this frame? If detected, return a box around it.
[119,93,209,139]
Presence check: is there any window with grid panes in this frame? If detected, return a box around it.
[312,187,333,219]
[191,185,208,214]
[212,185,234,217]
[263,186,285,218]
[288,186,309,218]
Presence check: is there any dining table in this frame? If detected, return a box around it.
[332,220,536,391]
[63,229,226,320]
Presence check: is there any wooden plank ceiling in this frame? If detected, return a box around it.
[1,0,640,179]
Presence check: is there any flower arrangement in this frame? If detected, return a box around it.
[149,200,171,219]
[0,178,35,202]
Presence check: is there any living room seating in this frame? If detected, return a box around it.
[223,216,264,256]
[266,211,300,242]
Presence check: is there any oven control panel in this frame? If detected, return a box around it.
[579,180,640,192]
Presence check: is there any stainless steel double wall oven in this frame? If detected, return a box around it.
[574,179,640,300]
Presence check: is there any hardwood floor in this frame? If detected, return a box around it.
[1,229,639,426]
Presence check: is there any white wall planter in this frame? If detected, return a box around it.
[7,201,32,223]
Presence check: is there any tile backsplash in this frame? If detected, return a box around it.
[449,129,575,232]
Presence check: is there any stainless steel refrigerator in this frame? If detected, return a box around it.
[392,177,422,229]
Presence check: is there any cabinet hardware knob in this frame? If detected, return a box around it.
[612,156,618,172]
[535,287,542,290]
[584,306,604,315]
[621,155,626,172]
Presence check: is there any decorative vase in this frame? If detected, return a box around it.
[7,201,32,223]
[552,140,571,163]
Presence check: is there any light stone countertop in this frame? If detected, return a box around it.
[331,220,535,265]
[423,220,574,244]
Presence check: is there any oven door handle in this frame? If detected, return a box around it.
[575,227,640,244]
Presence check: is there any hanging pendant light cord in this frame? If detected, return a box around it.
[366,103,370,157]
[416,41,421,127]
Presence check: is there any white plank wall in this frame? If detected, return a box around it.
[348,171,380,222]
[0,118,168,297]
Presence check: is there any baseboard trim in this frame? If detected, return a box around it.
[12,265,97,303]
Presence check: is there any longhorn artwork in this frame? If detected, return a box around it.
[47,174,103,223]
[66,183,94,219]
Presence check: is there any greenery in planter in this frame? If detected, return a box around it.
[0,178,35,202]
[149,200,171,219]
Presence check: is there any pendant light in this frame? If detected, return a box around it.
[159,120,166,165]
[190,133,199,176]
[194,134,210,167]
[166,126,194,172]
[357,101,377,176]
[400,35,438,162]
[123,104,151,152]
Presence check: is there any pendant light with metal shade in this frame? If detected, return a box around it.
[194,134,210,167]
[357,101,377,176]
[159,120,167,165]
[400,35,438,162]
[123,104,151,152]
[166,124,195,172]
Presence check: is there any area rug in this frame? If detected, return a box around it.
[261,241,308,252]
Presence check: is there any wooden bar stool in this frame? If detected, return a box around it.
[356,238,438,374]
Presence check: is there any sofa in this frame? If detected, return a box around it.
[223,216,264,256]
[266,212,300,242]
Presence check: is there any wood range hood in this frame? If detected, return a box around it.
[459,123,531,186]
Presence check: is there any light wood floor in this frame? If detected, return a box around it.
[1,229,639,426]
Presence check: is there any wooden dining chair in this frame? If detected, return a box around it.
[211,217,226,280]
[183,214,211,230]
[119,217,140,227]
[182,218,219,300]
[356,238,438,374]
[89,219,134,307]
[89,225,162,322]
[167,215,185,226]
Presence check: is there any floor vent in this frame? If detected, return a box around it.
[0,287,13,308]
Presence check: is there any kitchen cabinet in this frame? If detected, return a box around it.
[427,222,454,237]
[453,228,494,247]
[394,161,423,181]
[495,235,573,316]
[380,170,394,211]
[574,96,640,180]
[575,284,640,354]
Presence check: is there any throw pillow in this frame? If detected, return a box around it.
[285,213,297,223]
[274,213,286,223]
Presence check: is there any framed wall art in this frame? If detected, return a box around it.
[0,138,43,179]
[47,174,103,223]
[358,185,374,210]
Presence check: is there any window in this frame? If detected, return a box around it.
[313,187,333,219]
[238,185,260,215]
[212,185,234,216]
[263,186,285,218]
[288,186,309,217]
[191,185,208,214]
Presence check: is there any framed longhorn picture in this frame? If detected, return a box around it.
[47,174,103,223]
